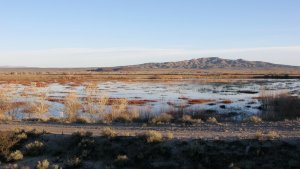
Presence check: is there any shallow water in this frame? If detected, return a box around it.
[2,79,300,121]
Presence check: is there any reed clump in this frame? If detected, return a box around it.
[64,92,81,122]
[104,98,139,123]
[0,88,13,120]
[26,92,49,119]
[259,90,300,121]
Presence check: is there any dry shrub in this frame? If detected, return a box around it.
[98,94,109,113]
[207,117,218,124]
[83,83,99,114]
[83,96,97,114]
[8,150,23,161]
[112,98,128,114]
[36,159,50,169]
[66,157,82,168]
[28,101,49,114]
[0,131,21,161]
[104,98,133,123]
[255,131,263,140]
[84,82,99,96]
[64,92,81,122]
[116,154,128,161]
[182,115,202,124]
[267,131,280,139]
[166,132,174,140]
[24,92,49,121]
[145,130,163,143]
[249,116,263,124]
[150,113,173,124]
[101,127,117,138]
[25,140,45,156]
[115,154,129,167]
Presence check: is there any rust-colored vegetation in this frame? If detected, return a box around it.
[188,99,215,104]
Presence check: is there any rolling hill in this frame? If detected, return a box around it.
[95,57,299,71]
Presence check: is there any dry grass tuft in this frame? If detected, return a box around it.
[150,113,173,124]
[255,131,263,140]
[26,92,49,118]
[98,94,109,113]
[101,127,117,138]
[166,132,174,140]
[64,92,81,122]
[8,150,23,161]
[36,159,50,169]
[145,130,163,143]
[25,140,45,156]
[116,154,128,161]
[103,98,139,123]
[182,115,202,124]
[267,131,280,140]
[0,131,22,160]
[0,88,13,120]
[207,117,218,124]
[249,116,263,124]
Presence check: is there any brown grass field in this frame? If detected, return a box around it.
[0,68,299,84]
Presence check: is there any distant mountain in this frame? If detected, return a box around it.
[112,57,297,70]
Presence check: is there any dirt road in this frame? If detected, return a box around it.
[1,121,300,140]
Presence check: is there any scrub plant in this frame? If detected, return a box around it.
[64,92,81,122]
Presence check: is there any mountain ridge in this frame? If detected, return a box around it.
[116,57,298,70]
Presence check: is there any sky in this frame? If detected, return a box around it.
[0,0,299,67]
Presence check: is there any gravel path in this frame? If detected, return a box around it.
[1,121,300,140]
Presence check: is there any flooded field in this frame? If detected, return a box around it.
[1,79,299,122]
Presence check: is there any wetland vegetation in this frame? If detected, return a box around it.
[0,71,299,169]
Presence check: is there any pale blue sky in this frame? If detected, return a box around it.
[0,0,300,67]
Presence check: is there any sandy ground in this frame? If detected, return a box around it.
[1,121,300,140]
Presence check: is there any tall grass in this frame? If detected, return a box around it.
[98,94,109,113]
[0,88,12,120]
[259,89,300,121]
[64,92,81,122]
[103,98,139,123]
[26,92,49,120]
[83,83,99,114]
[84,95,97,114]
